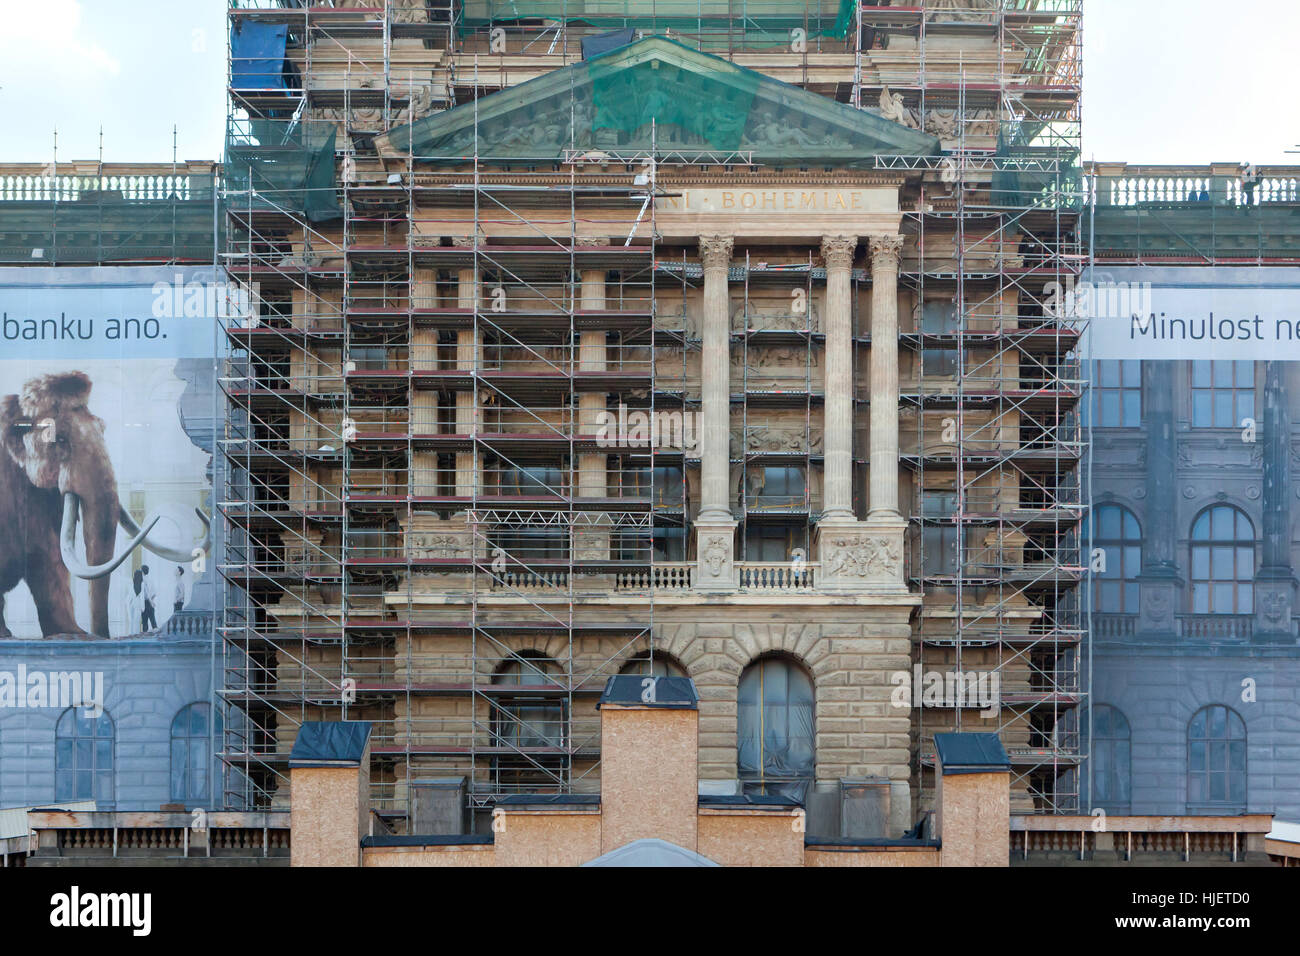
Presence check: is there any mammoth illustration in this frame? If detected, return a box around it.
[0,371,210,638]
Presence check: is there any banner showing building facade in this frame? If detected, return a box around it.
[1083,265,1300,818]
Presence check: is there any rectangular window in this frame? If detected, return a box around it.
[652,526,686,562]
[1191,360,1254,427]
[743,523,804,562]
[652,466,685,506]
[921,299,959,334]
[922,348,958,377]
[744,466,806,511]
[1086,359,1141,427]
[921,490,960,576]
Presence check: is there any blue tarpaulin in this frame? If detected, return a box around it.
[231,21,288,90]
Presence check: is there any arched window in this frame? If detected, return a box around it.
[1187,705,1247,809]
[737,656,815,800]
[171,703,221,805]
[491,654,564,749]
[1091,705,1131,812]
[56,708,115,809]
[1190,506,1255,614]
[618,651,687,679]
[1089,505,1142,614]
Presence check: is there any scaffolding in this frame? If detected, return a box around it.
[884,1,1085,812]
[219,0,1086,825]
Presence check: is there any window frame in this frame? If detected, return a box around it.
[1091,704,1132,813]
[1186,704,1247,810]
[1190,360,1254,428]
[1086,359,1142,428]
[1090,504,1142,614]
[1189,505,1255,615]
[55,707,115,809]
[737,655,816,800]
[170,702,220,806]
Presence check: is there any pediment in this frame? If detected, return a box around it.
[380,37,939,164]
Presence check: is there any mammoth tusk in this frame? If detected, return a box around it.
[61,493,159,580]
[118,504,212,564]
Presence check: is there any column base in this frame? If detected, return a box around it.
[694,517,738,591]
[815,515,908,593]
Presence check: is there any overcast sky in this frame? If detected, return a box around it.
[0,0,1296,165]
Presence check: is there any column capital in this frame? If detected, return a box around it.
[820,234,858,270]
[867,234,905,268]
[699,234,734,269]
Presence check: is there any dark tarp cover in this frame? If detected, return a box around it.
[581,28,636,60]
[231,21,289,90]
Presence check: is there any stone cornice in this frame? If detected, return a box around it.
[409,170,910,189]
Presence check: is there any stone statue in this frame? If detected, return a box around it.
[878,88,919,130]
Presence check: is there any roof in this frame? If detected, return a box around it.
[698,793,800,809]
[0,802,96,842]
[582,838,721,867]
[598,674,698,709]
[1266,820,1300,845]
[933,733,1011,774]
[289,721,372,767]
[361,833,494,848]
[379,35,939,163]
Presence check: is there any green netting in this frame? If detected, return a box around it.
[0,175,222,265]
[1089,204,1300,261]
[385,35,937,162]
[223,122,341,222]
[992,123,1082,211]
[459,0,856,49]
[588,49,757,150]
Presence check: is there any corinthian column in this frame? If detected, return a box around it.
[694,234,737,589]
[867,234,904,521]
[820,235,857,521]
[815,234,907,593]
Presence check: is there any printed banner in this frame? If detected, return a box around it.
[1079,266,1300,361]
[0,266,224,640]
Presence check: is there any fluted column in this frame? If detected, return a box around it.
[694,234,737,589]
[820,235,858,521]
[698,234,734,523]
[867,234,904,520]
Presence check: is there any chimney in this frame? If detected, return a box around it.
[597,674,699,853]
[289,721,371,867]
[933,732,1011,867]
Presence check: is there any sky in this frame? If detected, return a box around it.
[0,0,1296,166]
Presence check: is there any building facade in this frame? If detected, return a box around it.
[220,0,1084,837]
